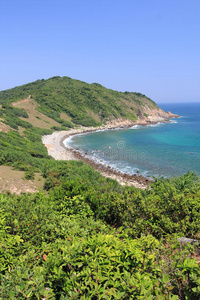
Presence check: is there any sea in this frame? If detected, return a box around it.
[64,103,200,178]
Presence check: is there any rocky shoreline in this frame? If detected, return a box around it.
[63,145,152,189]
[42,113,179,189]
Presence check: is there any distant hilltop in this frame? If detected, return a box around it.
[0,76,178,132]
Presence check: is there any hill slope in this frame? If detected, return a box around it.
[0,76,175,130]
[0,76,178,194]
[0,77,200,299]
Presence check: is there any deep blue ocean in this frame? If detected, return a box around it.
[65,103,200,178]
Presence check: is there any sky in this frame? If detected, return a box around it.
[0,0,200,103]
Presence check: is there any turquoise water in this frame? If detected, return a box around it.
[65,103,200,178]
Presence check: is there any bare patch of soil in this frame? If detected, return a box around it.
[12,98,60,129]
[86,110,101,123]
[0,121,11,133]
[60,112,73,122]
[0,166,44,195]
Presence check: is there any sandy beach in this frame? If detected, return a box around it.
[42,114,178,189]
[42,129,149,189]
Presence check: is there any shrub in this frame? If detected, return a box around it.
[24,169,35,180]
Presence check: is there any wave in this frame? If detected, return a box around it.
[130,125,142,130]
[130,123,165,130]
[63,131,92,148]
[147,123,163,127]
[69,145,151,178]
[63,136,74,148]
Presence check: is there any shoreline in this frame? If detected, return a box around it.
[42,115,179,189]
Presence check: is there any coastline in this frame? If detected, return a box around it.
[42,114,179,189]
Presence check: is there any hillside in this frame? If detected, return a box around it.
[0,76,177,193]
[1,77,200,299]
[0,76,175,132]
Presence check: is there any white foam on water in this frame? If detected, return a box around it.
[91,128,108,133]
[130,122,166,130]
[130,125,141,130]
[63,136,74,149]
[147,122,164,127]
[63,131,92,148]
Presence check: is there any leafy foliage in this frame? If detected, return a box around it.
[0,130,51,171]
[1,178,200,299]
[0,104,32,130]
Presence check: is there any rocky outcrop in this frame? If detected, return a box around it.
[105,109,179,128]
[178,237,200,246]
[137,105,179,124]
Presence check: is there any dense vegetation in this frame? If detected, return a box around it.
[1,165,200,299]
[0,76,157,127]
[0,77,200,299]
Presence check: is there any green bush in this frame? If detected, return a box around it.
[72,114,99,127]
[12,161,29,171]
[1,190,200,300]
[59,119,73,128]
[24,169,35,180]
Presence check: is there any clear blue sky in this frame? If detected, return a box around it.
[0,0,200,103]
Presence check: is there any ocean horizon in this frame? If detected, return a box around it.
[64,102,200,178]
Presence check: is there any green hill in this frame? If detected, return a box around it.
[0,76,175,184]
[0,76,160,128]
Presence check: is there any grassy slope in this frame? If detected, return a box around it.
[0,76,160,193]
[0,76,158,127]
